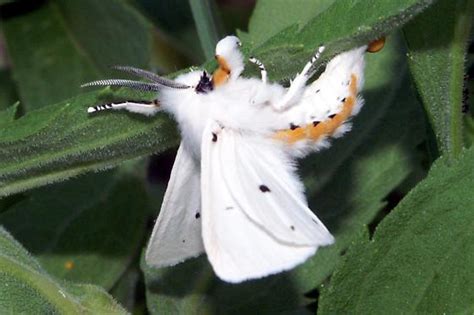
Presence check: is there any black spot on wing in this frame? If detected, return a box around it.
[225,206,234,210]
[259,185,271,193]
[289,123,300,130]
[212,132,218,142]
[195,212,200,219]
[328,114,336,119]
[290,225,295,231]
[313,121,320,127]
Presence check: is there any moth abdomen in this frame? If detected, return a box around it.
[274,73,361,149]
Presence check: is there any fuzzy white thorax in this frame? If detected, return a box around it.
[159,71,288,158]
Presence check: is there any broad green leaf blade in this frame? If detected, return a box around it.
[0,92,178,197]
[0,226,127,314]
[0,169,150,290]
[404,0,474,161]
[188,0,222,60]
[143,36,428,314]
[110,266,142,312]
[319,146,474,314]
[2,0,152,110]
[247,0,335,47]
[246,0,435,82]
[0,102,18,128]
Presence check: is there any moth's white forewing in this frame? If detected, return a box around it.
[145,143,204,267]
[201,123,334,283]
[224,131,333,246]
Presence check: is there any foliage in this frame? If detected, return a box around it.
[0,0,473,313]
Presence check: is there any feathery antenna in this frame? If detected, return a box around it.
[81,79,163,92]
[112,66,190,89]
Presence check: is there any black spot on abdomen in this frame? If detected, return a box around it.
[290,123,300,130]
[259,185,271,193]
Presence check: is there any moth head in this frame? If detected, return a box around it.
[214,35,244,81]
[195,71,213,94]
[215,35,242,56]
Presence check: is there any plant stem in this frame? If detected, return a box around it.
[188,0,222,60]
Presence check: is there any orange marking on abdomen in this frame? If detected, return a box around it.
[274,74,358,144]
[212,55,231,87]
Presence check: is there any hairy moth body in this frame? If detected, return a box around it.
[84,35,378,283]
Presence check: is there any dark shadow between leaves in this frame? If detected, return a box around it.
[145,255,303,314]
[0,0,47,20]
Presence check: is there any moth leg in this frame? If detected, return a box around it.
[248,57,267,83]
[273,45,325,111]
[208,121,225,143]
[87,99,160,116]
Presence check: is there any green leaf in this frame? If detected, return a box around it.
[0,93,178,197]
[142,35,428,314]
[247,0,335,47]
[404,0,474,161]
[245,0,435,82]
[2,0,153,110]
[0,102,18,128]
[110,266,141,312]
[0,226,127,314]
[0,169,150,290]
[319,146,474,314]
[188,0,222,60]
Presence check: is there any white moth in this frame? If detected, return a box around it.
[83,36,382,283]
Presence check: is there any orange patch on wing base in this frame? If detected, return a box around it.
[212,55,231,87]
[367,37,386,53]
[274,74,358,144]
